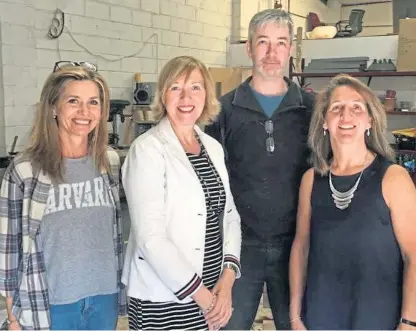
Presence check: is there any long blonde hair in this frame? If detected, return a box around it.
[152,56,220,126]
[24,67,110,182]
[309,74,395,175]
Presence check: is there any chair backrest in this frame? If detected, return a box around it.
[307,12,322,31]
[349,9,365,34]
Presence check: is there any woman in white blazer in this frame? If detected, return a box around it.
[122,56,242,330]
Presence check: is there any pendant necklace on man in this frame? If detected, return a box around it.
[329,153,368,210]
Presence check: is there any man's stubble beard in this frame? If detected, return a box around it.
[254,63,284,81]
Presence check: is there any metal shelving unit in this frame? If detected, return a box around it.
[288,57,416,87]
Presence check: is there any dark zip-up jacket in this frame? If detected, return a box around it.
[205,76,314,240]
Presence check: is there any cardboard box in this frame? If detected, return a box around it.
[397,18,416,72]
[209,67,252,97]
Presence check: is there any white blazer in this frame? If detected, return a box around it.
[121,117,242,303]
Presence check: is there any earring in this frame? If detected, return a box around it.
[52,108,57,119]
[366,128,370,137]
[323,129,327,136]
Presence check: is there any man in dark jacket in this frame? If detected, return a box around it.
[205,8,314,330]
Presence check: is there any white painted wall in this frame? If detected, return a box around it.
[229,35,416,142]
[0,0,232,155]
[232,0,273,41]
[341,2,393,36]
[290,0,341,34]
[232,0,341,41]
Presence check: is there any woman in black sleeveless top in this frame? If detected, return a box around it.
[289,75,416,330]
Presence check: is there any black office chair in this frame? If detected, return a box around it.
[335,9,365,38]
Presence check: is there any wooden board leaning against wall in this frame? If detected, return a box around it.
[200,67,252,131]
[209,67,252,97]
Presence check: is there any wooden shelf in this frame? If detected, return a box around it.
[135,120,157,125]
[387,112,416,115]
[291,71,416,78]
[396,150,416,155]
[288,58,416,87]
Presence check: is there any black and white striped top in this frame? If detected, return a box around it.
[187,146,226,290]
[128,141,229,330]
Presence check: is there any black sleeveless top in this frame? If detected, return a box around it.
[303,156,403,330]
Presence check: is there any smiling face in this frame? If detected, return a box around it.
[164,69,206,128]
[247,22,292,80]
[56,80,102,141]
[324,85,372,146]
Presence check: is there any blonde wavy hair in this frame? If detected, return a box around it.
[24,66,110,182]
[309,74,395,175]
[151,56,220,125]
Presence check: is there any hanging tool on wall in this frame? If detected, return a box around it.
[47,9,65,39]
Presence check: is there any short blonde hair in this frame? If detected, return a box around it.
[309,74,395,175]
[152,56,220,126]
[24,67,110,182]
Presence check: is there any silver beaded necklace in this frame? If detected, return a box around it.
[329,152,368,210]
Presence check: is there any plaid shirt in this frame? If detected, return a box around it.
[0,149,127,330]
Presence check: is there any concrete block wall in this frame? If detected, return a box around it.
[231,0,273,42]
[0,0,232,155]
